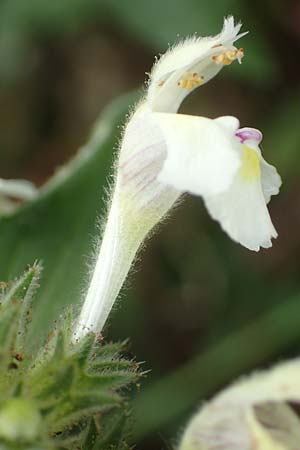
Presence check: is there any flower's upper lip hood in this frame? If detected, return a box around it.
[147,17,248,113]
[149,17,248,85]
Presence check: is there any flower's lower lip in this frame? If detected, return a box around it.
[235,127,263,144]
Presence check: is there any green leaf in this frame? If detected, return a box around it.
[0,92,138,349]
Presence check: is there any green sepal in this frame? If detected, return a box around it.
[0,267,140,450]
[83,409,132,450]
[0,263,41,372]
[70,332,95,368]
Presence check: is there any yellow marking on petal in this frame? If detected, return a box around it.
[213,48,244,65]
[177,72,204,90]
[239,145,261,182]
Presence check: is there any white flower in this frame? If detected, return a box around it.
[178,358,300,450]
[74,17,281,340]
[0,178,37,215]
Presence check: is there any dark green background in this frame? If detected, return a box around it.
[0,0,300,448]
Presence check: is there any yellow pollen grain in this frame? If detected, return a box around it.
[213,48,244,65]
[239,145,261,182]
[177,72,204,90]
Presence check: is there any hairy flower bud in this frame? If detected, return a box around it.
[179,359,300,450]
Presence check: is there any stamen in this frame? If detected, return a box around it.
[212,48,244,65]
[177,72,204,90]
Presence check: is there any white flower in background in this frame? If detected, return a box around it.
[74,17,281,340]
[178,358,300,450]
[0,178,37,214]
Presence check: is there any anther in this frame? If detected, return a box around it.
[177,72,204,89]
[212,48,244,65]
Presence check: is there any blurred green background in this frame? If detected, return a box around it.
[0,0,300,448]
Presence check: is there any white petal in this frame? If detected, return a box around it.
[261,157,282,204]
[214,115,240,134]
[118,102,180,218]
[153,113,240,196]
[203,169,278,251]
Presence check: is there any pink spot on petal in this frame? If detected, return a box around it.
[235,127,263,144]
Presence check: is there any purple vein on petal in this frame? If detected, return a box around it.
[119,141,164,171]
[121,158,159,185]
